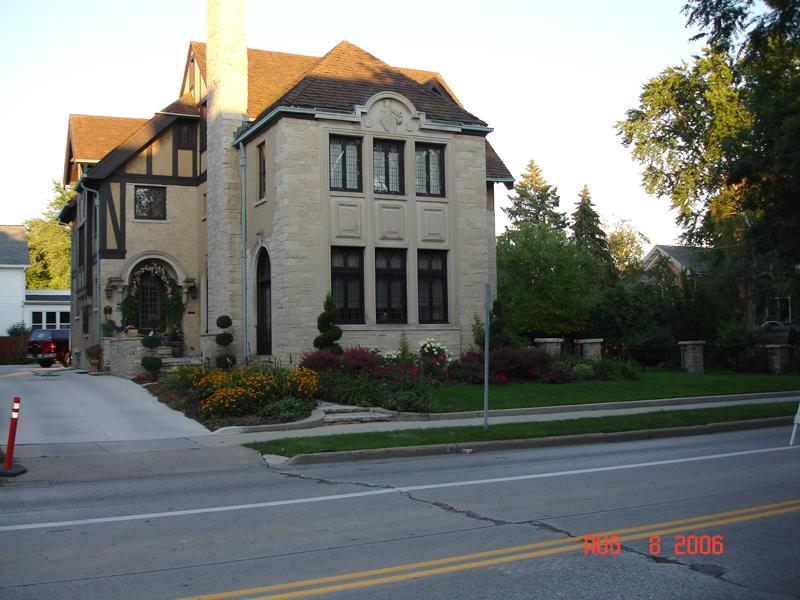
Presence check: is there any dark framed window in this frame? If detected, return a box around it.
[331,246,364,323]
[199,104,207,152]
[46,312,57,329]
[257,142,266,200]
[177,123,194,149]
[415,143,445,197]
[32,311,43,330]
[81,305,89,335]
[373,139,404,194]
[376,248,406,323]
[134,186,167,220]
[329,136,362,192]
[59,311,71,329]
[418,250,448,323]
[77,225,85,267]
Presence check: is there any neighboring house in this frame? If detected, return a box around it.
[0,225,30,334]
[642,245,711,284]
[59,0,513,367]
[24,290,71,330]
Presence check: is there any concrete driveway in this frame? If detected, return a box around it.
[0,365,209,444]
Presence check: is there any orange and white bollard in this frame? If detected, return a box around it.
[1,396,26,477]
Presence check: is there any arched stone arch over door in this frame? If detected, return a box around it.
[256,248,272,355]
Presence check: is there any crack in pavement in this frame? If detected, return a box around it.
[399,492,513,526]
[277,471,394,491]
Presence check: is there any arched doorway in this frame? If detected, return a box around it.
[256,248,272,355]
[138,272,165,331]
[124,259,182,334]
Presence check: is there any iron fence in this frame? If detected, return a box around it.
[603,343,683,372]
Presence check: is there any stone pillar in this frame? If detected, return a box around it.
[576,338,603,361]
[679,341,705,374]
[765,345,790,374]
[534,338,564,356]
[206,0,247,359]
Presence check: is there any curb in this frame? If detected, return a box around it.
[283,416,793,465]
[212,409,327,434]
[392,391,800,421]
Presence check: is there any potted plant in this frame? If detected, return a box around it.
[100,319,118,338]
[86,344,102,372]
[168,327,184,357]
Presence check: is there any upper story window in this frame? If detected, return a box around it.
[134,186,167,220]
[415,143,445,197]
[329,135,362,192]
[177,123,194,149]
[373,139,404,195]
[331,246,364,324]
[257,142,266,201]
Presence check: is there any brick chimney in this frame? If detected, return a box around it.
[206,0,247,349]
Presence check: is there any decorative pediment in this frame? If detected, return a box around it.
[356,92,424,134]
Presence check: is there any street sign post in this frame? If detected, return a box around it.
[483,283,490,432]
[790,403,799,447]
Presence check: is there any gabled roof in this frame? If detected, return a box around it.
[644,244,711,275]
[188,40,482,125]
[67,115,148,162]
[82,94,200,183]
[0,225,30,266]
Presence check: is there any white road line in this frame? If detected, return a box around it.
[1,445,798,533]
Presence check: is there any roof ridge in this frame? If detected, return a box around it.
[69,113,148,121]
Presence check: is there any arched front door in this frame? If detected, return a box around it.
[138,272,165,332]
[256,248,272,355]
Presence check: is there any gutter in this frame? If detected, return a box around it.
[238,141,249,364]
[82,183,102,345]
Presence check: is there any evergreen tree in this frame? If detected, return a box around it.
[313,293,343,354]
[503,160,566,229]
[571,185,614,275]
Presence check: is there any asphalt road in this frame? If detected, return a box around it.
[0,427,798,599]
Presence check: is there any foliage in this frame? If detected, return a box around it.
[590,359,640,381]
[215,332,234,347]
[215,354,237,370]
[330,373,388,407]
[503,160,567,229]
[341,347,380,375]
[397,330,412,362]
[607,220,650,275]
[497,222,604,338]
[286,367,319,400]
[300,349,342,372]
[571,185,614,278]
[86,344,102,360]
[572,363,595,381]
[216,315,232,329]
[448,349,485,384]
[539,361,576,384]
[141,355,163,373]
[6,322,31,337]
[419,338,450,361]
[141,335,162,349]
[25,181,73,290]
[313,293,343,354]
[716,320,758,350]
[258,396,316,422]
[120,294,138,328]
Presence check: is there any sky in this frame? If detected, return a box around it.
[0,0,704,247]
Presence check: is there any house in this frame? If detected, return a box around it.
[59,0,513,369]
[642,245,711,279]
[0,225,30,334]
[24,290,71,331]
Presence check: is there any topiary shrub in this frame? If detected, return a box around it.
[591,359,639,381]
[216,315,232,329]
[215,354,237,370]
[141,335,162,350]
[215,332,233,347]
[141,355,163,373]
[313,293,343,354]
[300,349,342,372]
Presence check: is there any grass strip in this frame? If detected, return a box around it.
[431,372,800,412]
[245,402,797,458]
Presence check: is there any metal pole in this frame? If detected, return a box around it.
[483,283,491,431]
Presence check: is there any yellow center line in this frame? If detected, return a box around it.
[180,498,800,600]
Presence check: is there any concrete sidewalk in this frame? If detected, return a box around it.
[5,391,797,483]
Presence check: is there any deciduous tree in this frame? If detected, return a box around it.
[25,181,73,289]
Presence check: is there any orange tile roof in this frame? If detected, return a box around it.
[68,114,148,162]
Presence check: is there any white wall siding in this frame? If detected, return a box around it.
[0,268,26,334]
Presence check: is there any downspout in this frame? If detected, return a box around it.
[238,141,248,364]
[83,184,102,346]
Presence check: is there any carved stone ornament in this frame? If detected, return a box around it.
[379,99,404,133]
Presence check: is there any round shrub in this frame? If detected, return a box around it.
[592,359,639,381]
[215,332,234,347]
[489,347,528,378]
[215,353,237,370]
[300,349,342,372]
[141,355,163,373]
[216,315,232,329]
[141,335,162,349]
[341,347,380,375]
[572,362,595,381]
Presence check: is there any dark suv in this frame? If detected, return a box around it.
[27,329,71,368]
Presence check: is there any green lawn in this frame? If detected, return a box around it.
[429,372,800,412]
[246,402,797,457]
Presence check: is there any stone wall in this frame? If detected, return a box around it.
[102,336,147,379]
